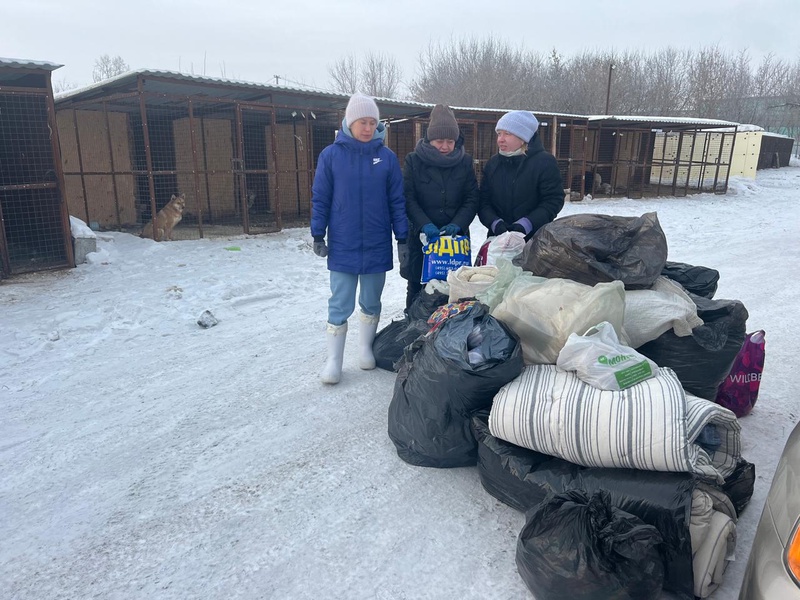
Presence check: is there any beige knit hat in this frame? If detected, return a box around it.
[344,92,380,127]
[426,104,459,141]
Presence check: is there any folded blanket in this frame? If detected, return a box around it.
[693,510,736,598]
[488,365,741,482]
[447,265,498,302]
[690,490,715,555]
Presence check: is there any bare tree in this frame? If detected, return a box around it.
[405,34,800,146]
[328,54,360,94]
[361,52,402,98]
[411,36,538,107]
[92,54,129,83]
[327,52,402,97]
[52,78,78,94]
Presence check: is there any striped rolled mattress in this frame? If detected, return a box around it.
[489,365,740,483]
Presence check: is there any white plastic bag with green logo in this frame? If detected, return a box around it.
[557,321,659,390]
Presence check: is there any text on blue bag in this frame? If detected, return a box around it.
[421,235,471,283]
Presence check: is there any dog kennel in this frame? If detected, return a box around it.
[587,116,739,198]
[54,71,593,238]
[0,58,74,277]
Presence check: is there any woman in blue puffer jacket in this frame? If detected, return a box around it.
[311,92,409,385]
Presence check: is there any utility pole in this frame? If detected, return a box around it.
[274,75,280,85]
[605,63,616,115]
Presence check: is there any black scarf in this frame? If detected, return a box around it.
[413,137,465,168]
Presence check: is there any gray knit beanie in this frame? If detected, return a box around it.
[426,104,460,141]
[495,110,539,143]
[344,92,380,127]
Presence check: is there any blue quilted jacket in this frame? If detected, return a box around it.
[311,122,408,274]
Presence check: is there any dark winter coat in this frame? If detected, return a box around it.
[311,124,408,274]
[403,146,480,236]
[401,139,480,308]
[478,132,565,239]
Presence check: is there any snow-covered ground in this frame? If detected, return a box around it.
[2,165,799,599]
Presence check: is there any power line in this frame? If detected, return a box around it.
[272,75,338,94]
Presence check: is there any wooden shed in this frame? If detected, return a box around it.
[0,57,74,277]
[54,71,590,238]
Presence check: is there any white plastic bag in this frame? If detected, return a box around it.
[557,321,659,390]
[486,231,527,265]
[624,276,703,348]
[491,277,627,365]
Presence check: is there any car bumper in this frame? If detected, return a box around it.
[739,502,800,599]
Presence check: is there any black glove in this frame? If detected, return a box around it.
[397,240,409,272]
[508,223,526,234]
[313,236,328,257]
[493,221,509,235]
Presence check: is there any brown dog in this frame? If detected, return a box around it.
[141,193,185,241]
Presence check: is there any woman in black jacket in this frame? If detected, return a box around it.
[402,104,479,310]
[478,110,565,241]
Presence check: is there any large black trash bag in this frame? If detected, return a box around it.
[661,261,720,298]
[373,317,429,372]
[373,288,449,373]
[406,287,449,322]
[637,293,748,399]
[472,414,695,599]
[387,304,523,468]
[516,489,665,600]
[521,212,668,289]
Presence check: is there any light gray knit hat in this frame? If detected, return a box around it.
[495,110,539,143]
[345,92,380,127]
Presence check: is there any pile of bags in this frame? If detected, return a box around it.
[377,213,763,599]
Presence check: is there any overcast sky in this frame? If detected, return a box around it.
[3,0,799,95]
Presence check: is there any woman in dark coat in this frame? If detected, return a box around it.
[402,104,479,309]
[478,110,564,241]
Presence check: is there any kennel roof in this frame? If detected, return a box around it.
[587,114,738,129]
[0,57,63,71]
[52,68,589,124]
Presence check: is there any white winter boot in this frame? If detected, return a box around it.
[358,312,380,370]
[321,322,347,384]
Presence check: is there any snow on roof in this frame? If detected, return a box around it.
[53,68,587,119]
[588,114,739,127]
[54,68,343,102]
[0,57,63,71]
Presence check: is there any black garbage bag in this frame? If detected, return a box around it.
[387,303,523,468]
[516,489,665,600]
[722,459,756,516]
[472,414,695,599]
[373,287,450,373]
[521,212,668,289]
[637,293,748,399]
[406,287,449,322]
[661,261,720,298]
[373,317,430,372]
